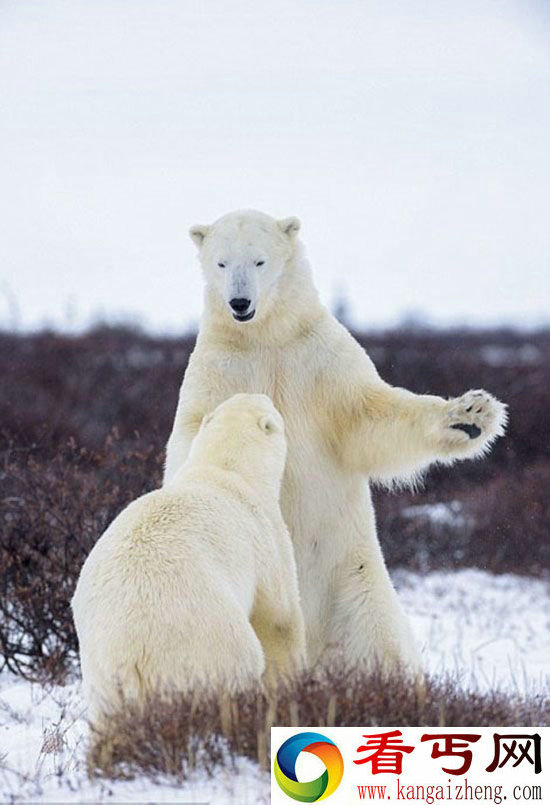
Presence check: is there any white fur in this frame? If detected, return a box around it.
[165,210,507,675]
[189,212,300,323]
[72,393,305,723]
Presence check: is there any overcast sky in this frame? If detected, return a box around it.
[1,0,549,332]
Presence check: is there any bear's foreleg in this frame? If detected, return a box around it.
[340,384,506,485]
[251,611,307,689]
[250,561,307,688]
[164,404,206,483]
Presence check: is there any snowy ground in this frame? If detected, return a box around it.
[1,569,548,803]
[396,569,549,695]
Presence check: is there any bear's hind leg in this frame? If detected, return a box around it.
[153,604,266,696]
[328,552,422,679]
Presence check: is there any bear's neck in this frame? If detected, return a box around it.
[200,248,325,349]
[173,448,283,504]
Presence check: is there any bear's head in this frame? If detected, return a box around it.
[189,393,287,491]
[189,209,301,325]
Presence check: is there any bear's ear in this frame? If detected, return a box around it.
[189,224,210,248]
[200,411,214,429]
[277,217,301,239]
[258,415,279,435]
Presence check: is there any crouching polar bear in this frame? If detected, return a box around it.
[165,209,507,675]
[72,393,305,722]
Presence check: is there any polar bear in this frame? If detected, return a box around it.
[164,210,507,675]
[72,393,305,723]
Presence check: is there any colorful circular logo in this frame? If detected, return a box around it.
[274,731,344,802]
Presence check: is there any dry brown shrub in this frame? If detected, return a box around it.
[87,670,549,781]
[0,434,163,680]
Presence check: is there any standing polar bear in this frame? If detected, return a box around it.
[72,393,305,723]
[165,210,507,675]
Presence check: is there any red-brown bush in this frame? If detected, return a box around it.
[88,670,549,780]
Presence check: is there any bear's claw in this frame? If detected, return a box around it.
[442,388,507,454]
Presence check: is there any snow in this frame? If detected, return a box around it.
[401,500,466,529]
[1,570,548,802]
[479,344,541,367]
[0,678,269,804]
[395,569,550,695]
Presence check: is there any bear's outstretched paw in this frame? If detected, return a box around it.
[441,389,507,457]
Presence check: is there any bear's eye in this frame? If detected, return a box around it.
[255,260,265,267]
[217,261,226,268]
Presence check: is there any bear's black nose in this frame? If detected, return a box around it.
[229,298,251,314]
